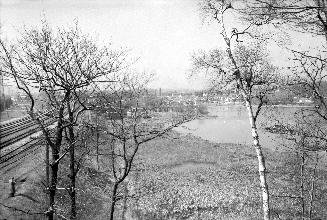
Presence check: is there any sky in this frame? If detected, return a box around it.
[0,0,223,90]
[0,0,324,90]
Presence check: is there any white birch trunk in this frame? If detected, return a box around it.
[245,99,270,220]
[218,8,271,218]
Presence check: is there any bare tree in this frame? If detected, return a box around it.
[265,110,325,219]
[239,0,327,129]
[192,1,283,219]
[0,21,126,219]
[238,0,327,42]
[91,71,196,220]
[291,51,327,141]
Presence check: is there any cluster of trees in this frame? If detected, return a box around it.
[190,0,327,219]
[0,22,195,219]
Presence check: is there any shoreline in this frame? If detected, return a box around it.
[206,103,315,108]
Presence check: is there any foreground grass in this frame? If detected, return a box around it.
[2,132,326,219]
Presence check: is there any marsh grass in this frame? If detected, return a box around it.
[131,132,327,220]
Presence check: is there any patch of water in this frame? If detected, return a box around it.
[175,105,306,149]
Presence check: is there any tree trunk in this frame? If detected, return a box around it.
[46,93,67,220]
[300,140,305,220]
[48,147,60,220]
[309,153,318,220]
[224,36,271,218]
[96,120,100,170]
[227,38,270,217]
[245,99,270,220]
[45,143,49,189]
[67,101,77,220]
[109,182,119,220]
[69,138,76,220]
[70,147,76,220]
[122,182,128,220]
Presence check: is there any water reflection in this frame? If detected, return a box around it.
[175,105,308,149]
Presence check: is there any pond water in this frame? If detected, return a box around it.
[175,104,311,150]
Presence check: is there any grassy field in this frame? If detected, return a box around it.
[1,132,326,219]
[129,132,327,220]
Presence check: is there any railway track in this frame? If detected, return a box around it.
[0,138,43,170]
[0,114,55,171]
[0,115,31,133]
[0,113,53,149]
[0,107,80,171]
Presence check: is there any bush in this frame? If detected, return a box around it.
[0,96,13,112]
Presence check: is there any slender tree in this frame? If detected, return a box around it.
[193,2,282,218]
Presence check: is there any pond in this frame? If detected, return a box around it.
[175,104,312,150]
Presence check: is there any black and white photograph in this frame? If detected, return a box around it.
[0,0,326,219]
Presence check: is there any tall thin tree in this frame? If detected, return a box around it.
[192,2,281,218]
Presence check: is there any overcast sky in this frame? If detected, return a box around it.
[1,0,223,90]
[0,0,323,90]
